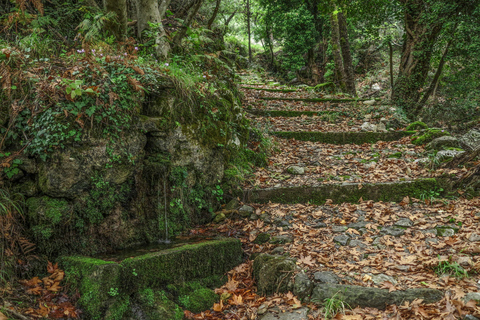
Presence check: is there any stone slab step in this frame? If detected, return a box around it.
[243,179,439,204]
[247,109,348,117]
[241,86,298,92]
[270,131,415,144]
[311,284,443,310]
[260,97,379,103]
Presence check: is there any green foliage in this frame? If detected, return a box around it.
[434,256,468,278]
[0,153,22,179]
[411,129,450,146]
[323,291,349,319]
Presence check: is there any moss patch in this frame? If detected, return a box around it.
[178,288,218,313]
[406,121,428,131]
[241,87,297,92]
[260,97,371,103]
[271,131,415,145]
[412,129,450,146]
[244,179,441,204]
[247,110,349,118]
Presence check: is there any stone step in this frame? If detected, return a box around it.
[244,179,440,204]
[239,82,265,85]
[247,109,349,118]
[241,86,298,92]
[61,238,243,319]
[270,131,415,144]
[260,97,379,103]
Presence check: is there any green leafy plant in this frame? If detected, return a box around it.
[323,291,349,319]
[108,287,119,297]
[434,256,468,279]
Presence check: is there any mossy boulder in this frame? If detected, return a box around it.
[178,288,218,313]
[411,129,450,146]
[253,233,271,244]
[406,121,428,131]
[426,136,461,151]
[253,254,298,295]
[124,289,183,320]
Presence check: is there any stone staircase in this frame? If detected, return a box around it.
[236,72,480,319]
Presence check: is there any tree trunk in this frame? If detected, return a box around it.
[389,41,394,99]
[330,10,347,92]
[207,0,222,29]
[172,0,203,48]
[246,0,252,62]
[416,36,454,111]
[137,0,171,59]
[392,0,444,117]
[337,11,356,96]
[104,0,128,40]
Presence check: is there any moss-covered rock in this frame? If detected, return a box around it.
[271,131,415,145]
[178,288,218,313]
[406,121,428,131]
[125,289,183,320]
[60,256,122,320]
[121,238,242,291]
[244,179,440,204]
[411,129,450,146]
[253,254,298,295]
[253,233,271,244]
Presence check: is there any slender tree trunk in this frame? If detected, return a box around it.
[416,37,454,111]
[173,0,203,48]
[330,10,347,92]
[104,0,128,40]
[246,0,252,62]
[337,11,356,96]
[392,0,444,117]
[137,0,171,59]
[389,41,394,99]
[224,9,237,32]
[207,0,222,29]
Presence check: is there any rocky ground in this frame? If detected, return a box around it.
[186,72,480,320]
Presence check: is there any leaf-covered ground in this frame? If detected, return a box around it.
[187,73,480,320]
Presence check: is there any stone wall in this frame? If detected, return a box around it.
[6,86,245,257]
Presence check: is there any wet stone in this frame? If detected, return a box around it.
[381,226,406,237]
[314,271,340,284]
[394,218,413,227]
[349,240,367,249]
[239,205,254,217]
[313,222,327,228]
[270,235,293,244]
[332,226,347,233]
[334,234,350,246]
[347,221,368,229]
[468,233,480,242]
[271,247,285,255]
[436,227,456,237]
[370,274,397,285]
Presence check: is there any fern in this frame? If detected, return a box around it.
[76,11,116,42]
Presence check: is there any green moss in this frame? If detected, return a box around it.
[121,239,242,291]
[60,256,122,320]
[271,131,415,145]
[245,179,440,204]
[260,96,366,103]
[247,110,349,118]
[254,233,271,244]
[105,295,130,320]
[179,288,218,313]
[133,290,183,320]
[411,129,450,146]
[388,152,403,159]
[241,87,297,92]
[406,121,428,131]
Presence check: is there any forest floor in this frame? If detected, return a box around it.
[187,72,480,320]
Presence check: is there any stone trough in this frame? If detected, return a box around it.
[61,238,243,319]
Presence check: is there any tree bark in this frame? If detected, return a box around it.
[137,0,171,59]
[246,0,252,62]
[392,0,444,117]
[416,36,454,111]
[104,0,128,40]
[207,0,222,29]
[337,11,356,96]
[330,10,347,92]
[172,0,203,48]
[389,41,394,99]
